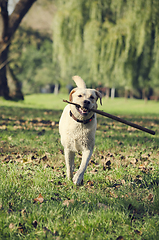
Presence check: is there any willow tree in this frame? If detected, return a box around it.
[53,0,159,97]
[0,0,36,100]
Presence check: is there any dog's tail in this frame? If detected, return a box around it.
[72,76,86,89]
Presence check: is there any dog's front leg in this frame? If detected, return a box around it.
[64,148,75,180]
[73,149,93,185]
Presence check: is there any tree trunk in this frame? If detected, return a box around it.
[0,44,10,99]
[0,0,36,100]
[7,65,24,100]
[0,0,10,99]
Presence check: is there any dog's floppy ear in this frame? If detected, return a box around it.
[72,76,86,88]
[69,88,76,102]
[95,90,102,105]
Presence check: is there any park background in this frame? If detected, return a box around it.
[1,0,159,100]
[0,1,159,239]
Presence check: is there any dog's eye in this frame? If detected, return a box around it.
[78,94,82,98]
[90,95,94,99]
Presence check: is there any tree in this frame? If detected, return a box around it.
[0,0,36,100]
[53,0,159,98]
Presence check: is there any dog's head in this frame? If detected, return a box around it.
[69,76,102,120]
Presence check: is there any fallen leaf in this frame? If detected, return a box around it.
[98,203,108,210]
[9,223,15,229]
[134,175,142,182]
[63,199,74,207]
[7,208,13,213]
[0,125,7,130]
[140,153,149,160]
[3,155,12,163]
[21,209,27,217]
[51,121,56,126]
[59,149,64,154]
[33,193,44,203]
[134,230,142,235]
[130,158,138,165]
[57,181,62,185]
[40,155,48,161]
[148,193,153,201]
[138,164,145,170]
[109,191,118,198]
[90,160,98,165]
[18,223,25,234]
[87,180,94,186]
[32,220,38,228]
[89,168,98,174]
[44,164,51,169]
[120,179,126,185]
[106,160,111,166]
[103,159,111,170]
[116,236,124,240]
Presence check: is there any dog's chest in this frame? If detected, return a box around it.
[59,105,97,152]
[69,121,96,151]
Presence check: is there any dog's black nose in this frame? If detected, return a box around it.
[84,100,90,105]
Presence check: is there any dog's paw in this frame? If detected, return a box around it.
[73,172,83,185]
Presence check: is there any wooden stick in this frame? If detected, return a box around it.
[63,100,155,135]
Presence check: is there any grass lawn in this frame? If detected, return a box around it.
[0,94,159,239]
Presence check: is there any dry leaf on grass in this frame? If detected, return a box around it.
[32,220,38,228]
[2,155,12,163]
[148,193,153,201]
[21,208,27,217]
[134,230,142,235]
[33,193,44,203]
[18,223,26,233]
[89,168,98,174]
[9,223,15,229]
[63,199,74,207]
[98,203,108,210]
[140,153,149,160]
[87,180,94,186]
[40,154,48,161]
[130,158,138,165]
[116,236,124,240]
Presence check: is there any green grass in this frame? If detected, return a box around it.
[0,94,159,115]
[0,95,159,239]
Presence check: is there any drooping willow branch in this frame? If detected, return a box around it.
[63,100,155,136]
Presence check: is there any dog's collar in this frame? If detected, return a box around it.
[70,111,94,124]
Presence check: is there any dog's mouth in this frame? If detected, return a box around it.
[76,106,89,116]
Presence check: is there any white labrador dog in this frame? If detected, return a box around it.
[59,76,102,185]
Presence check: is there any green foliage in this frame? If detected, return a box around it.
[53,0,159,93]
